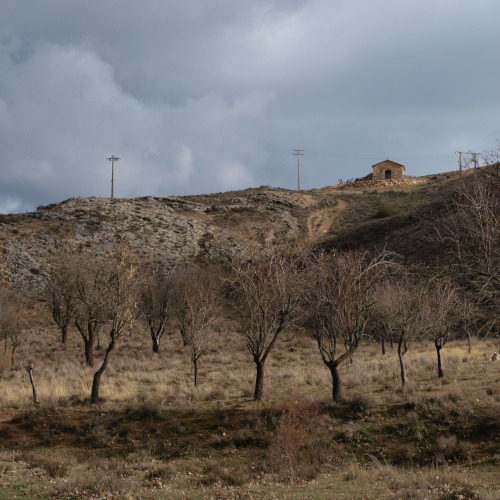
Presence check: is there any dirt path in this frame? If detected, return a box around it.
[306,199,348,243]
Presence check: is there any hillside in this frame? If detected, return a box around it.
[1,168,499,500]
[0,170,462,293]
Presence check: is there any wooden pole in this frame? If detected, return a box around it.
[27,364,40,406]
[106,155,120,199]
[293,149,304,191]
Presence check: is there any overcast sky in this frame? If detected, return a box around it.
[1,0,499,213]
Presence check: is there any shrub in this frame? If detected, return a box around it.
[346,395,374,420]
[437,434,472,461]
[375,202,397,218]
[125,399,161,420]
[267,397,330,482]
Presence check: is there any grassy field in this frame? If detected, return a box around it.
[0,314,499,499]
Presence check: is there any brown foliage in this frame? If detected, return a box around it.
[267,396,329,482]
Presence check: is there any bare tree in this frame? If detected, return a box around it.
[0,288,25,369]
[454,293,479,354]
[231,248,303,401]
[426,279,462,378]
[72,259,105,367]
[372,283,394,356]
[375,278,428,390]
[437,164,500,329]
[138,266,176,353]
[174,265,222,386]
[46,260,78,344]
[90,247,137,403]
[305,250,392,402]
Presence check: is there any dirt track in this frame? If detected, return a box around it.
[306,199,348,243]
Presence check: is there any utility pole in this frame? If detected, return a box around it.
[472,152,478,169]
[106,155,120,199]
[293,149,304,191]
[455,151,463,175]
[455,151,478,174]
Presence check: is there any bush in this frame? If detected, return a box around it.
[375,202,397,218]
[125,399,161,420]
[437,434,472,461]
[346,395,374,420]
[267,397,330,482]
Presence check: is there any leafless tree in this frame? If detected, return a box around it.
[90,247,138,403]
[72,258,106,367]
[372,283,395,355]
[174,265,222,387]
[305,250,393,401]
[46,260,78,344]
[375,278,428,390]
[138,266,176,354]
[437,162,500,330]
[231,248,304,401]
[454,293,479,354]
[425,279,462,378]
[0,287,25,369]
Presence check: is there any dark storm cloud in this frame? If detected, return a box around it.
[1,0,499,212]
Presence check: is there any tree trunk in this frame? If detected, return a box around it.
[398,337,407,390]
[152,335,160,353]
[90,340,115,403]
[466,331,471,354]
[61,325,68,344]
[194,358,198,387]
[435,341,444,378]
[27,364,40,406]
[254,361,265,401]
[328,362,341,402]
[381,337,386,355]
[10,346,16,369]
[84,334,95,367]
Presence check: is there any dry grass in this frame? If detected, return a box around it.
[0,314,499,499]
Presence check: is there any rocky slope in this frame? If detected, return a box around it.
[0,172,462,295]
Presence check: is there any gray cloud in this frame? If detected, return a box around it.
[1,0,499,212]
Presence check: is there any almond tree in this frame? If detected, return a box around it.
[426,279,462,378]
[174,265,221,386]
[90,247,137,403]
[46,260,78,344]
[73,260,105,367]
[306,250,392,401]
[372,283,395,356]
[375,278,428,390]
[139,266,176,354]
[231,249,303,401]
[0,288,25,369]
